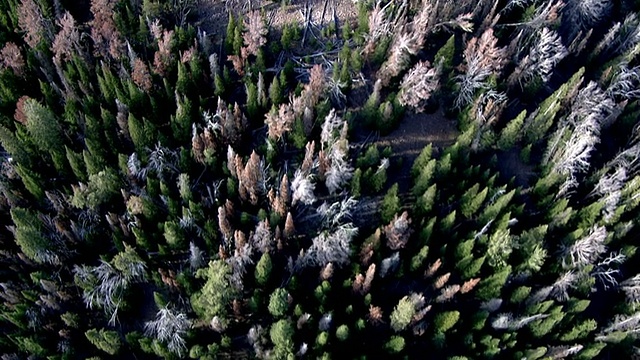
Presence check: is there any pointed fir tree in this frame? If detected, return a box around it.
[381,183,400,223]
[497,110,526,150]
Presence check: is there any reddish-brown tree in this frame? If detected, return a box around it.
[17,0,46,49]
[132,59,153,92]
[0,43,25,75]
[90,0,123,58]
[52,12,80,64]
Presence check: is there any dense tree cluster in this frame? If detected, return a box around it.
[1,0,640,359]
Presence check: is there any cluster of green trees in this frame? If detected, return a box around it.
[1,0,640,359]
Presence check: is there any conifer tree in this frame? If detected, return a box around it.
[22,98,66,171]
[434,311,460,333]
[10,207,61,264]
[255,252,272,286]
[390,295,419,332]
[268,288,290,317]
[85,328,122,355]
[497,110,526,150]
[192,260,238,322]
[269,75,283,105]
[524,68,584,143]
[270,319,295,358]
[381,183,400,223]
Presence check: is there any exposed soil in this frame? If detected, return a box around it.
[196,0,358,44]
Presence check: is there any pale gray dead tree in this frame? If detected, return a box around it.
[319,312,333,331]
[508,27,567,87]
[251,219,274,254]
[526,285,553,306]
[379,252,400,278]
[544,82,614,195]
[320,109,345,148]
[621,274,640,303]
[592,252,626,289]
[0,283,21,305]
[325,144,353,195]
[491,313,550,330]
[500,0,564,31]
[597,312,640,342]
[550,270,579,301]
[228,239,253,293]
[592,14,640,59]
[316,197,358,228]
[146,143,179,181]
[608,63,640,100]
[546,345,584,359]
[74,250,146,325]
[605,125,640,179]
[320,110,353,194]
[297,343,308,356]
[299,223,358,268]
[247,325,267,358]
[563,0,612,41]
[589,166,626,222]
[480,298,503,312]
[398,61,441,111]
[171,0,198,28]
[144,306,190,356]
[189,242,205,270]
[291,169,316,206]
[562,225,607,269]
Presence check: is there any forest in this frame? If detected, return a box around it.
[1,0,640,358]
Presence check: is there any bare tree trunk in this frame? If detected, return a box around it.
[333,0,339,39]
[301,0,313,46]
[320,0,329,27]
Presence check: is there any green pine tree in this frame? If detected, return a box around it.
[191,260,238,321]
[381,183,400,223]
[390,296,417,332]
[497,110,526,150]
[10,207,59,264]
[255,252,272,286]
[268,288,290,317]
[434,311,460,333]
[269,76,284,105]
[270,319,295,358]
[85,328,122,355]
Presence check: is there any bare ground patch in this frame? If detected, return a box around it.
[195,0,357,44]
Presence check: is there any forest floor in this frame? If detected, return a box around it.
[196,0,358,43]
